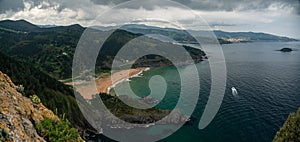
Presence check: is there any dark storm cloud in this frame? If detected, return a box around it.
[90,0,129,5]
[210,23,236,27]
[0,0,25,13]
[90,0,300,14]
[296,0,300,15]
[1,0,299,14]
[90,0,176,10]
[173,0,300,14]
[90,0,300,15]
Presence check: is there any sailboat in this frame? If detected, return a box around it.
[232,87,238,96]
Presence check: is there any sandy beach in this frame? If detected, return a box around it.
[96,68,146,94]
[64,68,148,99]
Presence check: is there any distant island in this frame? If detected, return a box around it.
[278,48,293,52]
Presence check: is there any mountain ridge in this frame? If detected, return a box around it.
[0,19,297,42]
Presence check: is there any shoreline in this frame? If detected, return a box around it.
[96,67,150,94]
[63,68,149,99]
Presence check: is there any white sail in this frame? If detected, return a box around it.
[232,87,238,96]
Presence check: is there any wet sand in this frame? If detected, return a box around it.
[64,68,147,99]
[96,68,146,94]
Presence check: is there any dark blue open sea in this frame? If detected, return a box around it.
[99,41,300,142]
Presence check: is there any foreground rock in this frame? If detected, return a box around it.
[0,71,59,141]
[273,108,300,142]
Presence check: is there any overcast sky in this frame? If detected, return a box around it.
[0,0,299,38]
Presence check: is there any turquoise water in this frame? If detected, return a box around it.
[99,42,300,142]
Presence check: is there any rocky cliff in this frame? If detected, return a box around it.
[0,71,59,141]
[273,108,300,142]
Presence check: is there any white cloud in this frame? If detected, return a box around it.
[0,0,111,26]
[0,0,299,38]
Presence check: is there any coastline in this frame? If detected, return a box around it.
[96,67,150,94]
[63,68,149,99]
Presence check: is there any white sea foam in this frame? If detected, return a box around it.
[107,68,150,93]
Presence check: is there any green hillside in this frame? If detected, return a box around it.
[0,52,91,130]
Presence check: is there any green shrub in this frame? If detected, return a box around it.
[16,84,24,93]
[30,95,41,104]
[0,128,9,141]
[35,118,82,142]
[0,83,4,89]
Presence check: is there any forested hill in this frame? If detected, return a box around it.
[0,20,85,79]
[0,20,206,80]
[122,24,298,44]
